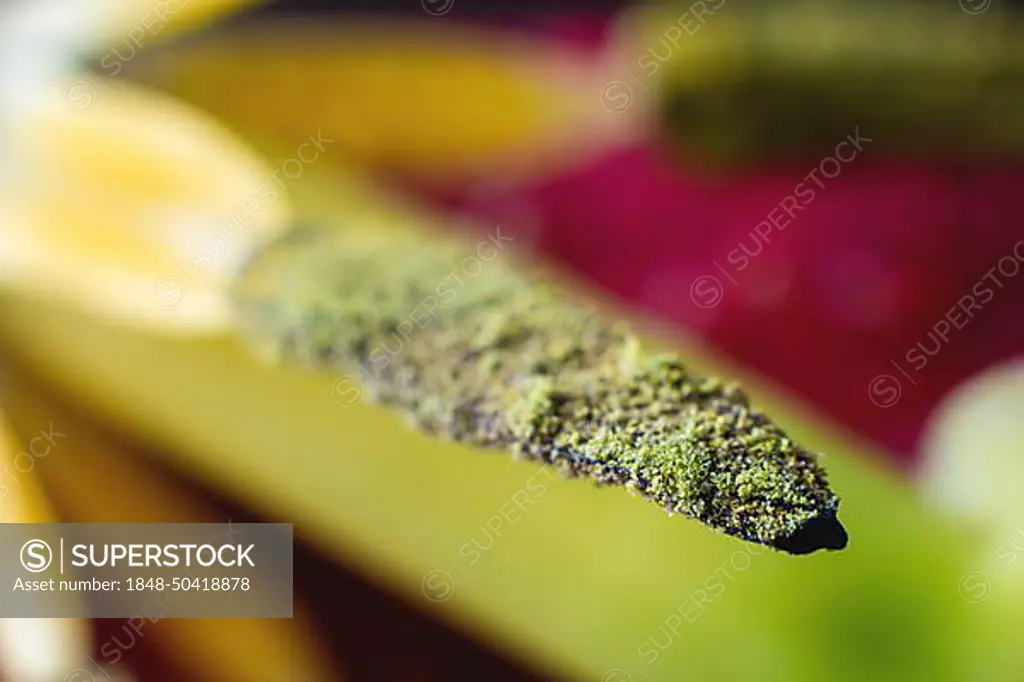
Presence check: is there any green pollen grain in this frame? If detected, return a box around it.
[230,223,842,551]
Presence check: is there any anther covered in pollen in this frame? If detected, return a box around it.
[231,223,846,554]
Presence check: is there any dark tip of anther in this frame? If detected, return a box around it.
[774,512,848,555]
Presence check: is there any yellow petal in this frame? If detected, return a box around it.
[0,419,92,682]
[135,20,635,182]
[18,81,280,212]
[2,80,292,332]
[81,0,258,48]
[4,371,338,682]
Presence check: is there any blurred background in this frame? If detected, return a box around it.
[1,0,1023,680]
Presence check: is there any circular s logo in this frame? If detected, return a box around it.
[960,0,992,14]
[690,275,724,309]
[958,570,991,603]
[868,374,901,408]
[421,0,454,16]
[152,276,186,310]
[421,569,454,602]
[21,539,53,573]
[600,80,634,113]
[63,81,96,114]
[332,375,365,408]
